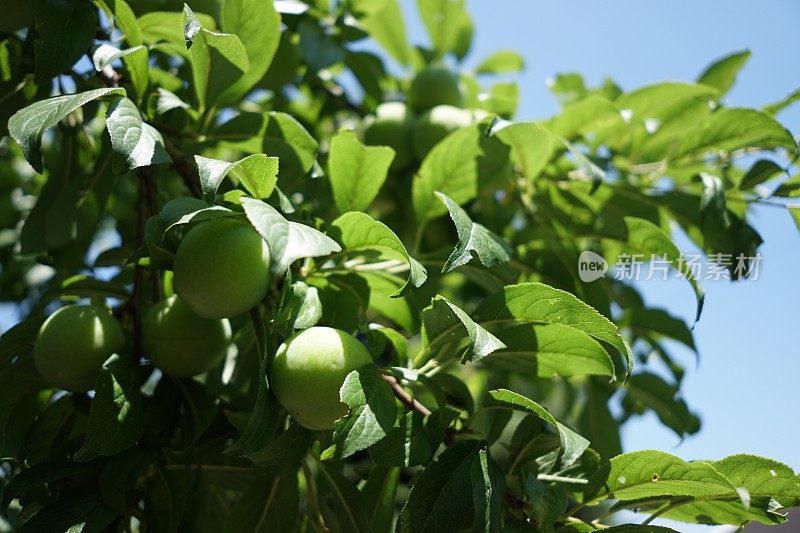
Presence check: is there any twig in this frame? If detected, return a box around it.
[537,474,588,485]
[139,167,162,302]
[381,374,431,416]
[164,140,202,198]
[127,176,148,358]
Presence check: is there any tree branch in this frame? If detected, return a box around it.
[164,140,202,198]
[381,374,431,416]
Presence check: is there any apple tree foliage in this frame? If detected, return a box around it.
[1,0,800,531]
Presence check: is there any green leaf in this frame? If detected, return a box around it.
[545,95,625,141]
[525,476,567,531]
[329,130,395,213]
[242,197,341,276]
[360,271,417,331]
[470,448,503,532]
[75,353,144,461]
[327,367,398,460]
[106,96,171,173]
[316,460,369,533]
[676,108,800,161]
[491,120,555,180]
[91,43,149,101]
[225,308,279,456]
[139,11,216,46]
[789,205,800,232]
[329,211,427,295]
[473,282,633,377]
[604,524,679,533]
[586,450,738,503]
[612,82,720,161]
[351,0,411,65]
[369,411,434,467]
[413,124,482,223]
[98,448,154,513]
[16,495,116,533]
[214,111,319,182]
[219,0,281,105]
[661,454,800,526]
[243,424,314,474]
[363,466,401,533]
[153,88,191,115]
[306,273,369,332]
[39,275,131,304]
[223,475,299,533]
[274,281,322,333]
[436,191,511,272]
[8,88,126,173]
[418,295,506,366]
[34,0,98,82]
[91,43,145,71]
[621,307,696,352]
[195,154,279,200]
[417,0,469,58]
[763,88,800,116]
[485,389,589,468]
[564,139,605,191]
[475,50,525,75]
[158,197,234,235]
[1,460,96,511]
[602,217,705,323]
[622,373,700,438]
[483,323,615,379]
[697,50,751,95]
[396,439,498,533]
[183,5,250,110]
[0,318,43,368]
[738,158,785,190]
[96,0,142,47]
[0,358,47,456]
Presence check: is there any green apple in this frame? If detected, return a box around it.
[363,102,415,172]
[407,67,464,112]
[271,327,373,430]
[33,304,125,392]
[412,105,474,161]
[143,295,232,377]
[173,217,271,319]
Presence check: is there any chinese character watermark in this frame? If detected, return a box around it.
[577,252,763,282]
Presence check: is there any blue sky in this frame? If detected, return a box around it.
[399,0,800,465]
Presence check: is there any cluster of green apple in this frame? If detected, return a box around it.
[32,218,373,429]
[362,67,482,169]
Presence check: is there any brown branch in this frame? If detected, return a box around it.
[127,175,148,359]
[139,167,162,303]
[164,140,202,198]
[381,374,431,417]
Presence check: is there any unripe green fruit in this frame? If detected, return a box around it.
[364,102,415,172]
[143,295,232,377]
[412,105,474,160]
[173,218,271,319]
[33,304,125,392]
[271,327,374,430]
[407,67,464,112]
